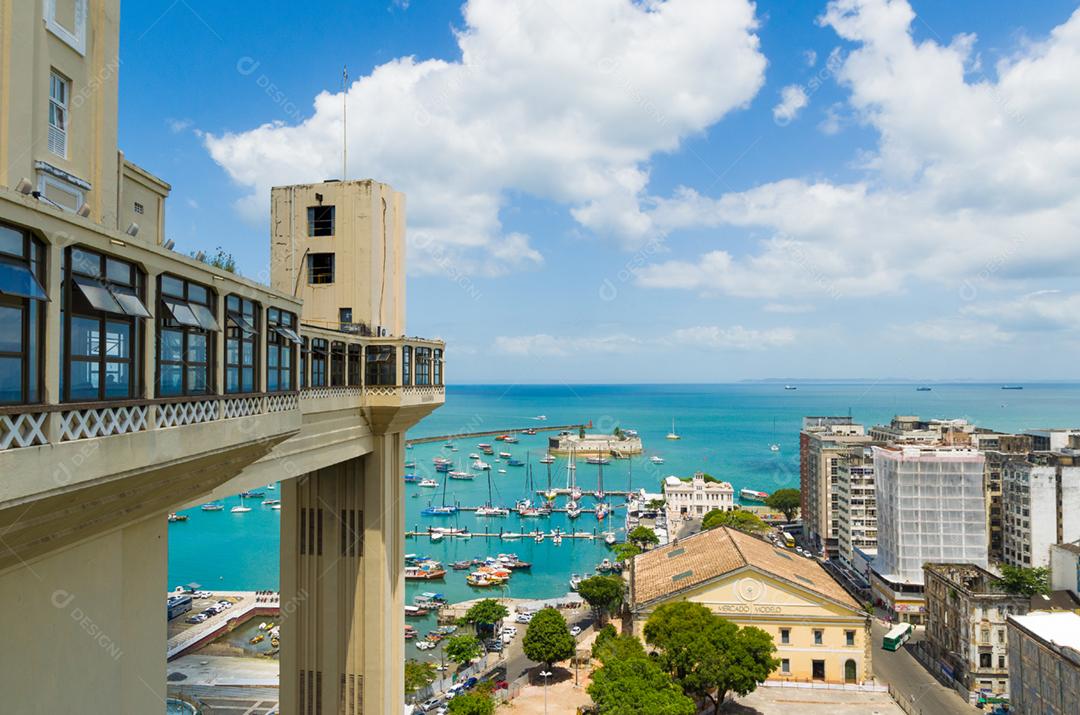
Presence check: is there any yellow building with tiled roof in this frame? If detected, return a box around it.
[628,526,872,684]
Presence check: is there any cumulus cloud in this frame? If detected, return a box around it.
[637,0,1080,299]
[166,118,193,133]
[203,0,766,274]
[961,290,1080,333]
[899,319,1013,345]
[772,84,809,124]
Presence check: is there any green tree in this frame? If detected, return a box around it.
[444,634,483,667]
[612,542,641,562]
[460,598,510,637]
[404,659,437,698]
[579,425,586,439]
[644,601,779,713]
[701,508,768,534]
[588,647,696,715]
[190,246,238,274]
[764,488,801,522]
[447,691,495,715]
[646,498,667,511]
[627,525,659,548]
[995,564,1051,597]
[592,631,647,664]
[522,607,576,670]
[576,575,625,624]
[591,623,618,659]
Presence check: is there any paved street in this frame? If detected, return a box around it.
[871,621,978,715]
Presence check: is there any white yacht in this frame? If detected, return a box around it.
[666,419,681,440]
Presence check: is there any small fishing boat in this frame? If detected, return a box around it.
[507,459,525,467]
[468,453,481,460]
[404,461,416,469]
[769,444,780,452]
[167,513,187,522]
[740,488,769,502]
[497,468,507,474]
[405,565,446,580]
[916,386,932,392]
[404,626,418,640]
[404,474,421,483]
[503,436,519,444]
[201,503,224,512]
[240,490,265,499]
[404,605,429,617]
[539,454,555,464]
[784,385,797,390]
[250,634,265,644]
[419,478,439,488]
[585,456,610,465]
[604,531,616,545]
[448,471,474,480]
[262,498,281,506]
[1001,385,1024,390]
[271,504,281,510]
[498,451,512,459]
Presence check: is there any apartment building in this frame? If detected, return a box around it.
[1050,542,1080,597]
[835,447,876,567]
[872,446,988,624]
[971,432,1033,562]
[1007,611,1080,714]
[924,563,1030,699]
[1002,453,1080,569]
[800,417,872,559]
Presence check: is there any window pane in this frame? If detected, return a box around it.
[267,370,278,391]
[104,321,130,358]
[161,275,185,297]
[227,339,239,364]
[0,225,23,257]
[189,303,220,331]
[164,299,201,327]
[225,367,239,393]
[73,275,122,313]
[105,258,131,285]
[187,284,208,305]
[69,360,100,399]
[159,363,182,396]
[281,347,291,367]
[268,346,278,368]
[110,285,150,318]
[70,248,100,276]
[187,333,207,363]
[70,316,101,356]
[242,368,254,392]
[160,329,183,361]
[104,361,129,397]
[0,258,48,300]
[187,366,208,393]
[0,356,22,404]
[0,305,22,352]
[242,340,253,364]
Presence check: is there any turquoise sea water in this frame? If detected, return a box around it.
[167,382,1080,650]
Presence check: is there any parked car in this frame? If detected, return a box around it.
[485,639,504,653]
[419,697,442,711]
[570,626,582,636]
[501,626,517,637]
[463,677,478,689]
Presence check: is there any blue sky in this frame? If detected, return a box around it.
[117,0,1080,383]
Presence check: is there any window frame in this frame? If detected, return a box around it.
[266,308,299,392]
[306,205,335,237]
[310,338,328,387]
[414,347,431,386]
[434,348,443,386]
[365,345,396,386]
[224,294,260,394]
[330,341,346,386]
[300,337,309,389]
[62,246,146,403]
[155,274,217,397]
[0,224,48,405]
[48,70,70,158]
[307,253,335,285]
[45,0,88,55]
[347,344,361,387]
[401,345,412,386]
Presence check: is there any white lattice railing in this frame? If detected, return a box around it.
[300,386,363,399]
[60,405,149,442]
[155,399,220,428]
[265,393,298,413]
[222,396,262,419]
[0,411,49,450]
[364,386,399,397]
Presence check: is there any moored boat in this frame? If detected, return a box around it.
[740,488,769,502]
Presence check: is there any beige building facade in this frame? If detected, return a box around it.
[663,473,734,524]
[629,526,872,685]
[0,3,444,713]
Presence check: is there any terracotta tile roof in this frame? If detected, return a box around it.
[630,526,859,610]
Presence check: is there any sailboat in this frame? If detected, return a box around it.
[543,461,558,500]
[769,418,780,452]
[666,419,681,440]
[231,495,251,513]
[596,457,606,501]
[475,469,509,517]
[422,476,458,516]
[568,449,582,501]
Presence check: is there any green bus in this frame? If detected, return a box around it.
[882,623,913,651]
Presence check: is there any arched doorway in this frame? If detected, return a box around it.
[844,659,857,683]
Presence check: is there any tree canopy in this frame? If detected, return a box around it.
[644,601,779,713]
[764,488,801,522]
[612,542,642,562]
[627,525,660,548]
[576,575,625,624]
[701,508,769,534]
[522,607,576,669]
[447,691,495,715]
[444,634,483,666]
[591,623,619,659]
[588,637,696,715]
[995,564,1051,597]
[460,598,510,635]
[404,659,436,697]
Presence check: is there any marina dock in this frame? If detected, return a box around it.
[406,529,608,540]
[405,423,588,446]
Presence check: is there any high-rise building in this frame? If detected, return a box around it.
[871,446,988,624]
[1002,453,1080,569]
[835,447,876,567]
[970,432,1033,562]
[799,417,872,559]
[0,3,445,712]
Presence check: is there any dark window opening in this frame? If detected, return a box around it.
[156,274,216,397]
[307,205,335,237]
[300,337,309,389]
[330,341,345,386]
[267,307,299,392]
[310,338,328,387]
[401,345,412,386]
[339,307,352,327]
[434,348,443,386]
[365,345,395,386]
[308,253,334,284]
[347,344,361,386]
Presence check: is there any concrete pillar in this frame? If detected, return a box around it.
[281,441,404,715]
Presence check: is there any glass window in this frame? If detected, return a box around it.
[365,345,395,386]
[307,205,335,236]
[49,71,69,157]
[780,629,790,645]
[307,253,334,284]
[156,275,216,397]
[814,630,823,645]
[330,342,345,386]
[414,347,431,386]
[0,224,46,404]
[225,295,260,393]
[63,247,143,402]
[266,308,298,392]
[401,345,412,386]
[347,344,361,386]
[310,338,328,387]
[300,337,309,389]
[434,348,443,386]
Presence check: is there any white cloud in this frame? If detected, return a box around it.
[804,49,818,67]
[961,290,1080,332]
[763,302,815,314]
[494,333,640,357]
[671,325,796,350]
[166,118,193,134]
[203,0,766,274]
[636,1,1080,300]
[772,84,809,124]
[898,319,1013,345]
